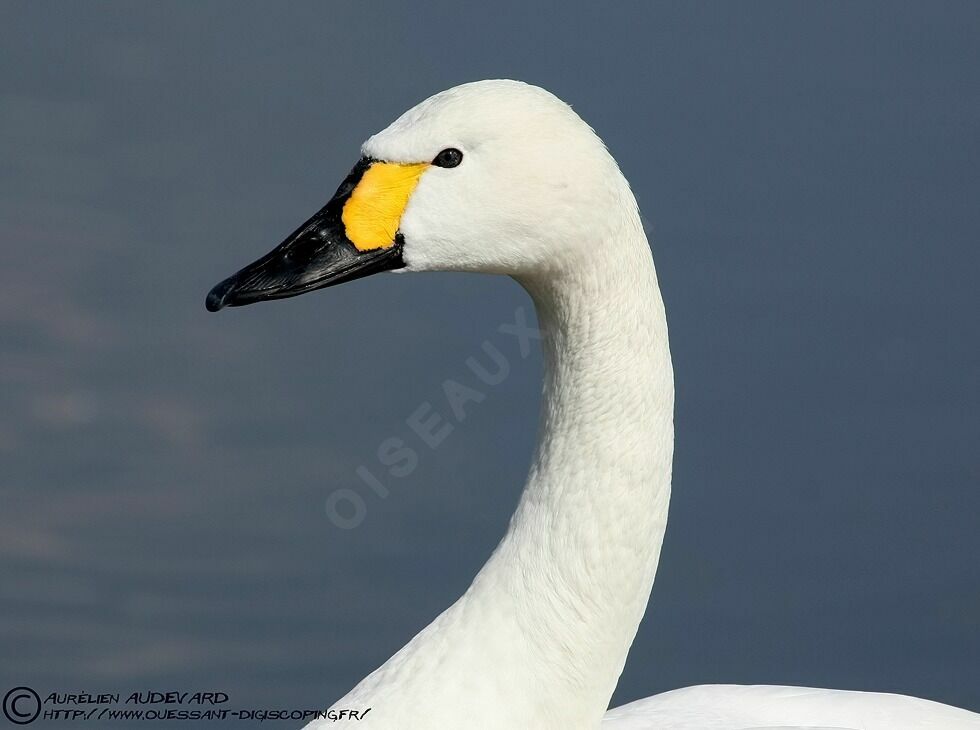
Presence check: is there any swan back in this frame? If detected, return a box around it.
[602,685,980,729]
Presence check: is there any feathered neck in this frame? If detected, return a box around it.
[327,188,674,730]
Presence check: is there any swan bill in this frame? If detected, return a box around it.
[205,157,409,312]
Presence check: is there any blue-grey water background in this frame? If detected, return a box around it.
[2,2,978,726]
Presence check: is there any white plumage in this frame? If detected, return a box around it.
[603,684,979,729]
[213,80,979,730]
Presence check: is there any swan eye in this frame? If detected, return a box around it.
[433,148,463,168]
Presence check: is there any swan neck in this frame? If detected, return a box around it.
[332,202,674,730]
[487,226,675,725]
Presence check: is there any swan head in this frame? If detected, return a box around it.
[206,80,628,311]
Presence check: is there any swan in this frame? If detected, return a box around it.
[205,80,979,730]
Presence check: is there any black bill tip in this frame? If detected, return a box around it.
[205,279,235,312]
[204,158,406,313]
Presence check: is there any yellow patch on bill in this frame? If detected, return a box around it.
[342,162,429,250]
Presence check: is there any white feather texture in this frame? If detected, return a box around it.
[306,81,979,730]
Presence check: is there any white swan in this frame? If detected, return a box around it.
[206,80,979,730]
